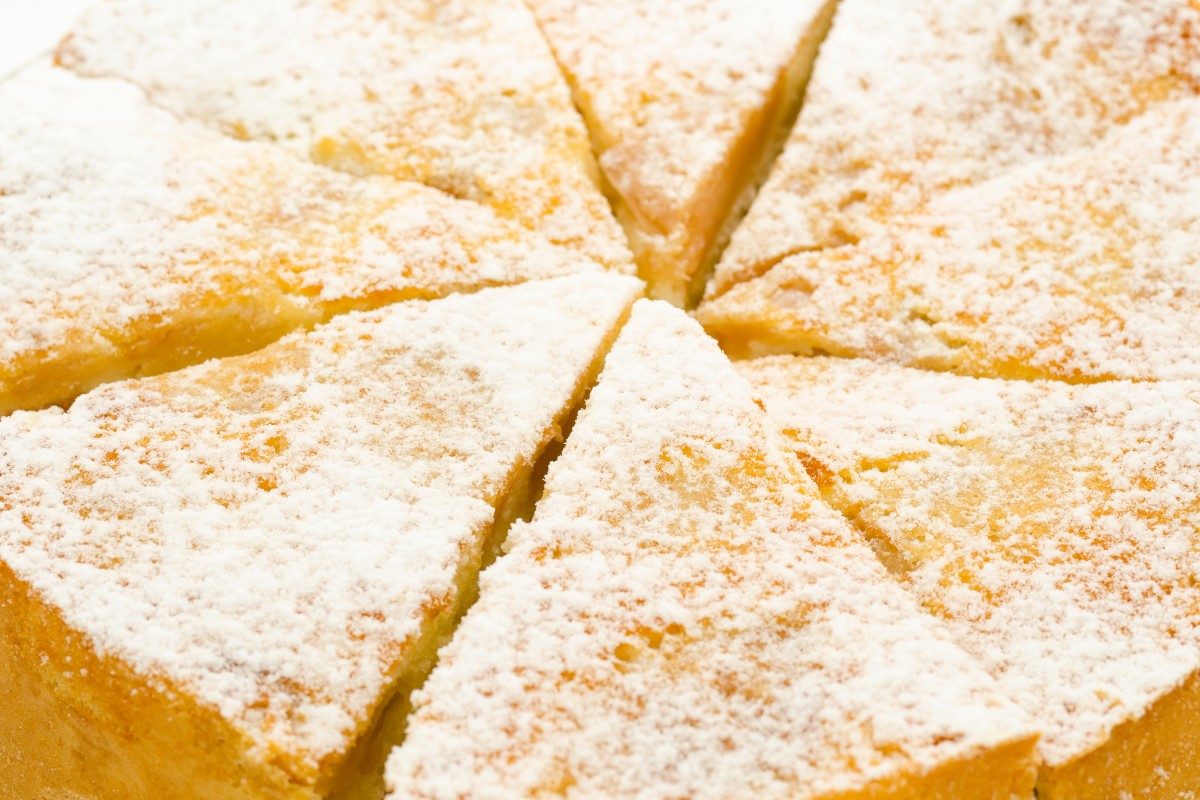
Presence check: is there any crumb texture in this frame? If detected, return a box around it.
[741,356,1200,769]
[712,0,1200,294]
[60,0,630,270]
[700,98,1200,382]
[0,273,640,782]
[387,302,1034,800]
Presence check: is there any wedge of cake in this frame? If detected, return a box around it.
[385,301,1038,799]
[740,355,1200,799]
[698,97,1200,382]
[58,0,629,271]
[0,272,642,800]
[708,0,1200,297]
[525,0,837,305]
[0,65,632,416]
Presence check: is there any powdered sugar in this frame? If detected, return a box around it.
[699,97,1200,382]
[527,0,831,301]
[712,0,1200,295]
[0,65,614,410]
[741,356,1200,769]
[60,0,630,270]
[0,273,641,780]
[387,302,1035,799]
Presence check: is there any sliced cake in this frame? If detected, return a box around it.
[699,97,1200,382]
[709,0,1200,297]
[525,0,837,305]
[58,0,630,271]
[386,301,1038,799]
[740,355,1200,799]
[0,65,630,415]
[0,273,642,800]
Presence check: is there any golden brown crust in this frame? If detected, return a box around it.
[0,561,313,800]
[1038,670,1200,800]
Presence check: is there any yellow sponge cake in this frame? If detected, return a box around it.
[0,273,641,799]
[700,98,1200,382]
[0,65,624,415]
[709,0,1200,297]
[741,355,1200,798]
[386,302,1038,799]
[526,0,837,305]
[59,0,630,271]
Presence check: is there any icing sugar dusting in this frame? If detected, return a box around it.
[528,0,828,221]
[387,302,1034,799]
[741,356,1200,768]
[0,273,641,778]
[60,0,631,269]
[700,97,1200,383]
[712,0,1200,295]
[0,65,610,407]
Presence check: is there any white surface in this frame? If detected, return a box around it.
[0,1,91,78]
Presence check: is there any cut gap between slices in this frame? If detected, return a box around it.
[684,0,842,309]
[524,0,841,308]
[323,299,635,800]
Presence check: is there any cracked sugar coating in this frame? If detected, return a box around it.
[0,273,641,783]
[0,65,614,414]
[386,301,1036,800]
[60,0,629,271]
[740,356,1200,777]
[526,0,834,304]
[699,97,1200,382]
[711,0,1200,295]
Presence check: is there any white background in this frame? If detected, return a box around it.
[1,1,93,78]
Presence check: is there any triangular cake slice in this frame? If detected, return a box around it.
[58,0,630,271]
[709,0,1200,297]
[0,65,628,415]
[699,97,1200,382]
[0,273,641,800]
[386,302,1038,799]
[740,355,1200,799]
[526,0,837,305]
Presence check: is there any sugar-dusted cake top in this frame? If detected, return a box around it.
[711,0,1200,295]
[0,273,641,782]
[0,65,616,411]
[740,355,1200,768]
[60,0,630,270]
[527,0,830,272]
[700,97,1200,382]
[387,301,1035,799]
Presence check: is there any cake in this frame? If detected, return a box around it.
[5,2,1200,797]
[739,355,1200,799]
[697,97,1200,382]
[0,65,625,416]
[58,0,630,271]
[525,0,837,305]
[0,273,640,800]
[708,0,1200,297]
[385,302,1038,799]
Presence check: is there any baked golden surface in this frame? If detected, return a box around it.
[0,275,639,799]
[699,98,1200,382]
[0,66,622,415]
[526,0,837,305]
[59,0,630,272]
[709,0,1200,296]
[387,302,1037,799]
[4,0,1200,796]
[740,355,1200,798]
